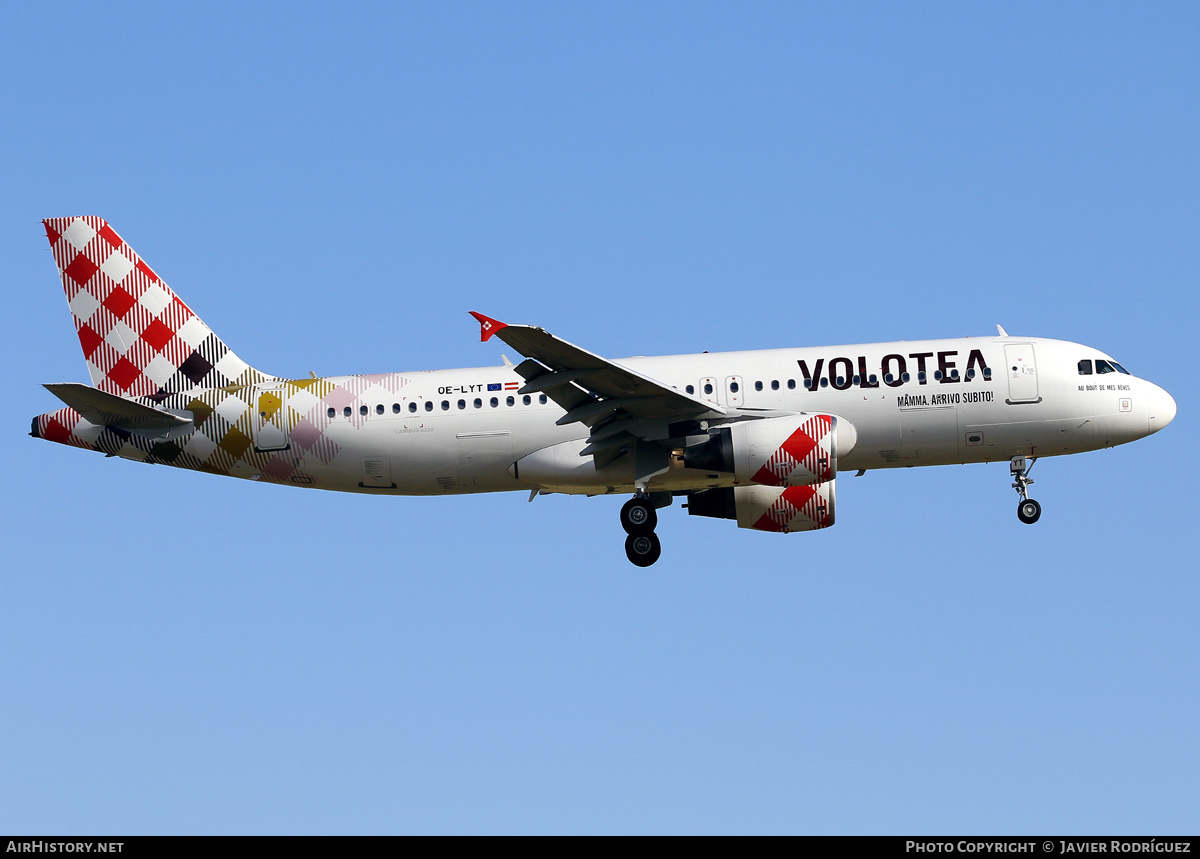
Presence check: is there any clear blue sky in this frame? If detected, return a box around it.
[2,2,1197,834]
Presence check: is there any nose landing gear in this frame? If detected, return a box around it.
[1011,456,1041,524]
[621,494,662,566]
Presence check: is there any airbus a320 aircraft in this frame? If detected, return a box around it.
[32,218,1176,566]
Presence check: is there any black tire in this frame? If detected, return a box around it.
[1017,498,1042,524]
[620,496,657,535]
[625,532,662,567]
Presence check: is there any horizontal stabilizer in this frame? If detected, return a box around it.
[44,383,191,431]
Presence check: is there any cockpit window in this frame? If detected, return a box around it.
[1077,360,1093,375]
[1095,360,1116,374]
[1112,362,1131,375]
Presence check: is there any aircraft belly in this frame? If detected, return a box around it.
[317,408,572,495]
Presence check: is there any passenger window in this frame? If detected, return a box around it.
[327,407,336,418]
[771,380,779,391]
[918,371,927,382]
[359,405,369,416]
[441,401,449,411]
[902,372,911,383]
[376,404,384,415]
[966,369,975,380]
[852,376,860,386]
[787,379,795,389]
[703,383,713,395]
[539,394,547,404]
[343,406,352,417]
[754,381,763,392]
[819,378,829,388]
[686,385,695,394]
[473,398,482,409]
[1096,360,1115,374]
[490,397,499,408]
[523,395,531,405]
[884,374,894,384]
[457,399,466,409]
[1078,360,1093,375]
[730,381,739,393]
[392,403,400,414]
[983,368,992,380]
[409,402,418,413]
[506,396,515,407]
[425,401,433,412]
[803,379,812,389]
[868,374,878,385]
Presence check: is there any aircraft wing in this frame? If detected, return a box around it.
[470,312,724,463]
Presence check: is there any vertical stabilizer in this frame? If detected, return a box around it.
[43,217,274,400]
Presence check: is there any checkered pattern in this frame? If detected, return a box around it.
[750,414,835,487]
[33,217,428,490]
[33,373,414,487]
[748,483,834,533]
[44,217,273,401]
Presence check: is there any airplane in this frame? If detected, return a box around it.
[31,217,1177,566]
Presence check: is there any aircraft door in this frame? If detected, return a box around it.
[699,377,719,405]
[1004,344,1040,404]
[900,404,960,462]
[457,430,514,489]
[254,386,290,451]
[725,375,744,407]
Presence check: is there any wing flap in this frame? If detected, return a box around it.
[476,316,724,427]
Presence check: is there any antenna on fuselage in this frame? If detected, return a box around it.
[996,324,1009,337]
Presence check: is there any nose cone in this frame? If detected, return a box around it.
[1147,383,1177,434]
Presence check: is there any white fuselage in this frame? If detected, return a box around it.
[279,335,1173,496]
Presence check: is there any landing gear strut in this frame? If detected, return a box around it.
[1010,456,1041,524]
[621,494,662,566]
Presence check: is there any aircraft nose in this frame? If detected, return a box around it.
[1147,383,1177,434]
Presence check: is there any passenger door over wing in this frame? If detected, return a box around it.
[725,375,744,408]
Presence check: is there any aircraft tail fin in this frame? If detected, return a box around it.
[43,217,274,400]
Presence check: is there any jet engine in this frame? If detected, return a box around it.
[686,482,836,532]
[683,413,855,486]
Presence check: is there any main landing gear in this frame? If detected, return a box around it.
[1010,455,1041,524]
[621,494,662,567]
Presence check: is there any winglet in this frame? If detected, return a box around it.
[470,311,508,342]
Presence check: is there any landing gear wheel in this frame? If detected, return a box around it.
[620,496,657,535]
[625,532,662,567]
[1010,456,1041,524]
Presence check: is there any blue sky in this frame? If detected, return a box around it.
[2,2,1197,834]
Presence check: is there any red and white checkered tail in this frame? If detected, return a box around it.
[43,217,273,400]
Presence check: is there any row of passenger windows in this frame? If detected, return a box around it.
[328,393,549,419]
[683,368,991,395]
[1078,359,1130,376]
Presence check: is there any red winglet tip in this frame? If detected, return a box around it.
[469,311,507,342]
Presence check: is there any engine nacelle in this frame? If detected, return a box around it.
[686,481,836,532]
[683,413,856,486]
